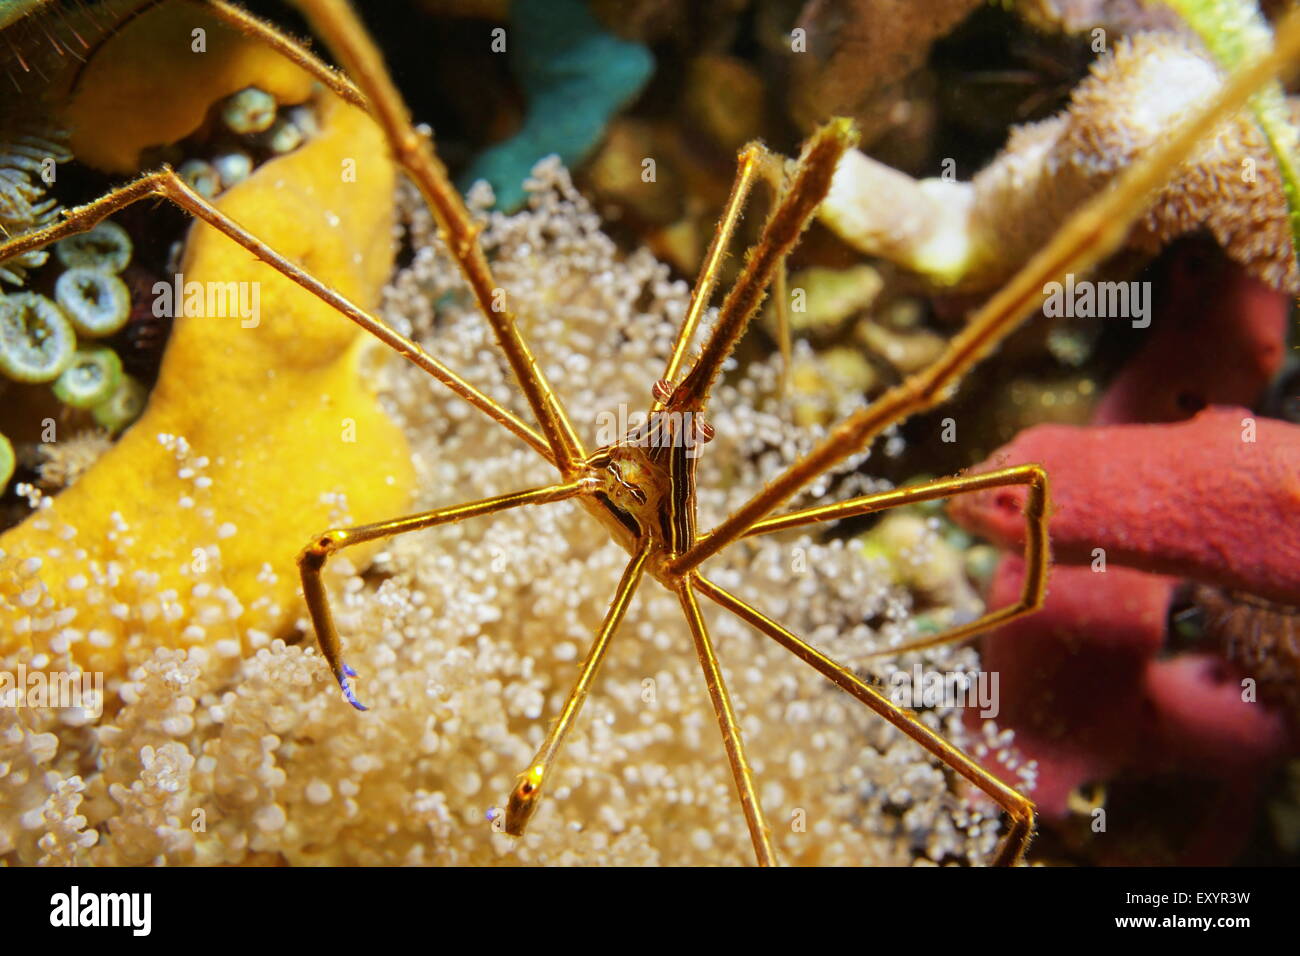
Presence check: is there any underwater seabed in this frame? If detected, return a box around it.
[0,0,1297,867]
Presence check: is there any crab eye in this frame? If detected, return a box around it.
[651,379,674,403]
[696,417,715,444]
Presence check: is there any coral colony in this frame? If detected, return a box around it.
[0,0,1298,870]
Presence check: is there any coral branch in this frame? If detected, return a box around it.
[821,32,1300,292]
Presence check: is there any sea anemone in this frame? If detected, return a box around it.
[90,374,147,434]
[0,291,75,383]
[212,150,254,190]
[51,346,124,410]
[0,161,1028,866]
[220,87,280,135]
[53,267,132,338]
[176,159,222,200]
[53,221,133,275]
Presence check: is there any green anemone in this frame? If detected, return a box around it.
[212,150,253,189]
[0,290,76,382]
[52,344,124,409]
[53,220,132,274]
[178,158,221,199]
[92,373,147,433]
[0,431,13,492]
[54,266,132,337]
[261,116,304,154]
[220,86,278,135]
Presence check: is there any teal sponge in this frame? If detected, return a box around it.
[458,0,654,211]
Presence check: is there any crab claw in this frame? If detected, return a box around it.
[337,662,368,711]
[504,763,547,835]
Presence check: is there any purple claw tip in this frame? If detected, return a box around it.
[338,669,368,711]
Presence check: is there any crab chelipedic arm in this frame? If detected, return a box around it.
[299,478,595,709]
[670,119,859,413]
[658,144,764,398]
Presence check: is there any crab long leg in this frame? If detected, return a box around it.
[504,544,651,836]
[658,142,800,411]
[693,574,1034,867]
[195,0,369,110]
[658,143,765,399]
[293,0,587,475]
[743,465,1050,656]
[671,8,1300,576]
[0,167,558,464]
[670,119,857,414]
[678,577,778,866]
[753,152,797,396]
[772,251,792,396]
[299,478,595,710]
